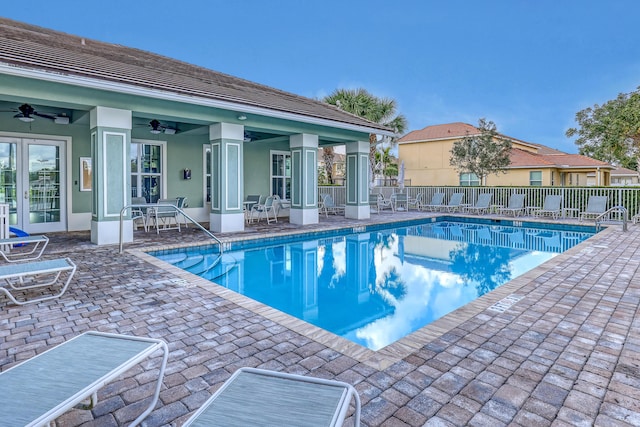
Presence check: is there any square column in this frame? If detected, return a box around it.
[209,123,245,233]
[345,141,370,220]
[89,107,132,245]
[290,134,319,225]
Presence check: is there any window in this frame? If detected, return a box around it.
[459,173,480,186]
[131,141,165,202]
[271,151,291,200]
[203,145,211,203]
[530,171,542,186]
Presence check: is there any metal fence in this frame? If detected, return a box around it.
[318,185,640,218]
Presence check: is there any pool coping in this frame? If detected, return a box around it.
[129,217,610,370]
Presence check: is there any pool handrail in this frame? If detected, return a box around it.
[119,203,223,254]
[595,205,628,232]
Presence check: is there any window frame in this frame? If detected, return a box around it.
[529,170,543,186]
[459,172,480,186]
[130,139,167,202]
[270,150,291,200]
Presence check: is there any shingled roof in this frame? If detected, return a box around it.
[399,122,614,170]
[0,18,390,133]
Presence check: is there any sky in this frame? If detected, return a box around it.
[3,0,640,154]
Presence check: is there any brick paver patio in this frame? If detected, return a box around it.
[1,212,639,426]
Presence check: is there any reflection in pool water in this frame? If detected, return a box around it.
[152,221,593,350]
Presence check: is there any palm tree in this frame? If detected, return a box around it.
[323,88,407,187]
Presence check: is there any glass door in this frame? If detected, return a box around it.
[0,137,66,233]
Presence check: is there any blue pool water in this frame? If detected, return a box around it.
[151,218,595,350]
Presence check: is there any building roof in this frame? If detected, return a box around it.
[400,122,614,170]
[0,18,390,134]
[611,167,640,176]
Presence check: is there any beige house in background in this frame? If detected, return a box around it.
[398,122,614,187]
[610,167,640,186]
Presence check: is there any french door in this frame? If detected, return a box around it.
[0,136,67,233]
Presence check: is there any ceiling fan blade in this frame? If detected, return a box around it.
[33,111,57,120]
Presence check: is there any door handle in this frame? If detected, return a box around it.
[24,190,29,200]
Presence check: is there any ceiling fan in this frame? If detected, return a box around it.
[148,119,177,135]
[5,103,70,124]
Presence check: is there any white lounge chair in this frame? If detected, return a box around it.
[442,193,464,213]
[250,195,277,224]
[579,195,608,221]
[319,194,345,217]
[183,367,361,427]
[532,195,563,219]
[422,193,445,211]
[0,331,168,427]
[407,193,423,211]
[0,235,49,262]
[131,197,148,231]
[0,257,76,305]
[499,194,525,217]
[374,193,395,213]
[148,198,181,233]
[465,193,493,215]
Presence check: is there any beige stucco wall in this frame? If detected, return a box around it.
[399,139,611,187]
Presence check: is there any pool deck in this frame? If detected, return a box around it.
[1,211,639,426]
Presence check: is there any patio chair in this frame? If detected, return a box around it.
[0,234,49,262]
[250,195,277,224]
[465,193,493,215]
[442,193,464,213]
[579,195,608,222]
[422,192,445,211]
[319,194,345,217]
[531,195,563,219]
[374,193,395,213]
[0,331,168,427]
[183,367,361,427]
[148,198,181,233]
[499,194,525,217]
[176,196,189,228]
[407,193,423,211]
[0,257,76,305]
[131,197,148,232]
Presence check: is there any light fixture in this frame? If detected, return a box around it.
[15,103,35,122]
[237,114,247,121]
[149,119,162,134]
[54,115,70,125]
[163,127,176,135]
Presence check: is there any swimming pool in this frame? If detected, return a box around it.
[150,218,595,350]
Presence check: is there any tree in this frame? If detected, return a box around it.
[374,147,398,185]
[566,88,640,170]
[322,147,335,184]
[449,119,512,185]
[323,88,407,187]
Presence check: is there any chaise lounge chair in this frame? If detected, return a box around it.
[465,193,493,215]
[0,331,168,427]
[319,194,345,217]
[442,192,465,213]
[422,192,445,211]
[183,367,361,427]
[0,257,76,305]
[0,234,49,262]
[579,195,608,222]
[499,194,525,217]
[531,195,563,219]
[407,193,423,211]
